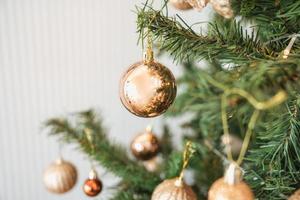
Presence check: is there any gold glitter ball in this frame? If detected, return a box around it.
[151,178,197,200]
[120,60,176,118]
[170,0,193,10]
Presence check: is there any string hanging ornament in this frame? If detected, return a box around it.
[151,141,197,200]
[207,84,287,200]
[119,30,177,118]
[82,129,103,197]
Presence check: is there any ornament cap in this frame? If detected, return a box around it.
[144,49,154,64]
[174,177,184,187]
[55,157,64,165]
[89,169,98,180]
[224,162,242,185]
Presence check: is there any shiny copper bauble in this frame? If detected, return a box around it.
[131,131,160,161]
[151,178,197,200]
[43,158,77,194]
[208,163,254,200]
[83,169,102,197]
[120,60,176,118]
[170,0,192,10]
[289,189,300,200]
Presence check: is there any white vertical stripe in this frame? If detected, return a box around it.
[0,0,211,199]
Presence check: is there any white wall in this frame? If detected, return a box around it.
[0,1,211,199]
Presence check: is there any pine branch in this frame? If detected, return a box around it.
[45,110,160,193]
[235,0,300,45]
[137,9,280,64]
[245,101,300,199]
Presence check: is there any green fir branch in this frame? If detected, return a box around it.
[45,110,160,194]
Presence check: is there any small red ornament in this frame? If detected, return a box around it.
[83,169,102,197]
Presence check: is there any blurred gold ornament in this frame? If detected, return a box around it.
[170,0,193,10]
[151,177,197,200]
[43,158,77,194]
[131,127,160,161]
[208,163,254,200]
[143,156,162,172]
[289,189,300,200]
[186,0,209,11]
[187,0,233,18]
[83,169,103,197]
[210,0,233,19]
[221,134,243,156]
[119,55,176,118]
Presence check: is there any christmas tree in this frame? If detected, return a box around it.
[44,0,300,199]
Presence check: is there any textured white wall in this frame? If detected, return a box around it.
[0,1,211,199]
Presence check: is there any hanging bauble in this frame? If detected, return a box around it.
[221,134,243,156]
[131,127,160,161]
[170,0,193,10]
[119,56,177,118]
[289,189,300,200]
[43,158,77,194]
[186,0,209,11]
[210,0,233,19]
[208,162,254,200]
[143,156,162,172]
[83,169,103,197]
[151,177,197,200]
[187,0,233,18]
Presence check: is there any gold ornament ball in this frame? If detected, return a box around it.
[170,0,193,10]
[151,178,197,200]
[143,156,162,172]
[208,178,254,200]
[210,0,233,19]
[43,158,77,194]
[289,189,300,200]
[119,60,177,118]
[83,169,103,197]
[186,0,209,11]
[221,134,243,156]
[131,130,160,161]
[208,163,254,200]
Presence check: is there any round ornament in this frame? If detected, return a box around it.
[119,59,176,118]
[131,128,160,161]
[289,189,300,200]
[186,0,209,11]
[143,156,162,172]
[221,134,243,156]
[83,169,103,197]
[208,163,254,200]
[210,0,233,19]
[43,158,77,194]
[151,177,197,200]
[170,0,193,10]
